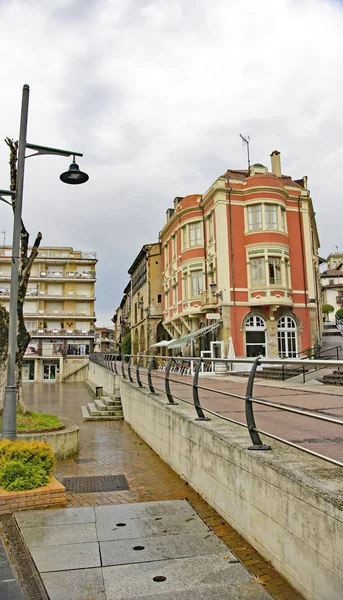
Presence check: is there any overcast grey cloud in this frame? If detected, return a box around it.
[0,0,343,325]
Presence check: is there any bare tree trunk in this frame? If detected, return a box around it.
[0,138,42,413]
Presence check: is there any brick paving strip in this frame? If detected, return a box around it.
[19,381,304,600]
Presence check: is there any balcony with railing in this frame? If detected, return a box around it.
[24,309,95,317]
[37,270,95,279]
[29,328,95,337]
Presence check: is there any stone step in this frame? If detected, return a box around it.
[322,330,341,336]
[81,406,124,421]
[93,398,123,413]
[87,402,123,417]
[259,366,308,381]
[103,396,122,407]
[320,370,343,385]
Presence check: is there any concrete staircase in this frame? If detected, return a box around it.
[62,357,89,382]
[81,379,123,421]
[320,369,343,386]
[257,365,311,381]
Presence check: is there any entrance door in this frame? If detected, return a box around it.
[277,316,297,358]
[44,364,56,381]
[245,316,266,357]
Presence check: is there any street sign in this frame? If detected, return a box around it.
[206,313,221,320]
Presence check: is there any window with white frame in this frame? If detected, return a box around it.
[182,226,187,250]
[265,205,277,230]
[207,214,214,241]
[183,273,188,299]
[248,205,262,231]
[268,257,282,285]
[164,245,168,267]
[247,203,286,233]
[189,222,202,246]
[249,249,289,289]
[172,235,176,259]
[191,270,203,296]
[251,257,266,286]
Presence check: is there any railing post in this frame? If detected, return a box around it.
[127,355,134,383]
[114,355,118,375]
[303,364,306,383]
[245,357,271,451]
[148,357,156,394]
[121,354,126,379]
[282,364,285,381]
[165,358,177,405]
[193,358,210,421]
[136,355,143,387]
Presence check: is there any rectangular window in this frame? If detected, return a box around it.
[268,257,281,285]
[251,257,265,286]
[183,274,188,299]
[157,294,162,303]
[191,271,203,296]
[248,205,262,231]
[172,235,176,259]
[190,222,202,246]
[164,245,168,267]
[279,207,286,232]
[182,227,187,249]
[208,215,213,241]
[265,205,277,230]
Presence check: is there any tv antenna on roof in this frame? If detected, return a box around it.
[239,134,251,173]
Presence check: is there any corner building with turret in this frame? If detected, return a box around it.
[160,151,321,359]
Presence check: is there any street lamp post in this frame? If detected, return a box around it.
[1,84,89,440]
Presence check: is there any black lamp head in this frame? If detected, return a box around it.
[60,156,89,185]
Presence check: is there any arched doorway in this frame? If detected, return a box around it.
[245,315,266,357]
[277,316,297,358]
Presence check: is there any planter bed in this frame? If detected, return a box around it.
[0,476,66,514]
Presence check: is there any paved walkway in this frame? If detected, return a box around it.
[14,381,303,600]
[139,369,343,463]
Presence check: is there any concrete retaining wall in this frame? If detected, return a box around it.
[18,417,79,459]
[89,362,343,600]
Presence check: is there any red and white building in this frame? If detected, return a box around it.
[160,151,321,359]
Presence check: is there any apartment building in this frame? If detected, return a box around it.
[128,243,166,355]
[321,253,343,320]
[160,151,321,359]
[94,327,115,352]
[0,245,97,381]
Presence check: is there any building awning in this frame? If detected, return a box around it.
[150,340,176,348]
[167,322,221,349]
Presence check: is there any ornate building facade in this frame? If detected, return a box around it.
[160,151,321,358]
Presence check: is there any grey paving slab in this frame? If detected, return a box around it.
[15,507,95,528]
[95,499,196,521]
[102,554,273,600]
[30,542,101,573]
[42,567,105,600]
[108,581,272,600]
[0,540,14,582]
[0,579,25,600]
[96,511,210,542]
[20,522,97,549]
[100,532,231,566]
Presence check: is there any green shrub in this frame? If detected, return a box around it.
[0,440,55,491]
[0,460,49,491]
[336,308,343,320]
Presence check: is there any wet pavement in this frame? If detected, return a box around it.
[1,381,303,600]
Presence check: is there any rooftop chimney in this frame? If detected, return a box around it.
[270,150,281,177]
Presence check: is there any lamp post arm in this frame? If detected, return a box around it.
[0,190,15,207]
[1,84,29,440]
[25,143,83,159]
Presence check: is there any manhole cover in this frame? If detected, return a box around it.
[74,458,95,464]
[61,474,129,493]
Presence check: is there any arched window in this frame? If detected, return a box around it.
[277,316,297,358]
[245,316,266,357]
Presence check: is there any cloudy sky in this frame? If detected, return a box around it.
[0,0,343,326]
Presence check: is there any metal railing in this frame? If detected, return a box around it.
[277,345,342,382]
[89,353,343,468]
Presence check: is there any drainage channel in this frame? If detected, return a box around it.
[0,514,49,600]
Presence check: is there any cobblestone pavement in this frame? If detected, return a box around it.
[22,381,303,600]
[136,368,343,463]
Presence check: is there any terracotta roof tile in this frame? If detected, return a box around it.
[222,169,303,188]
